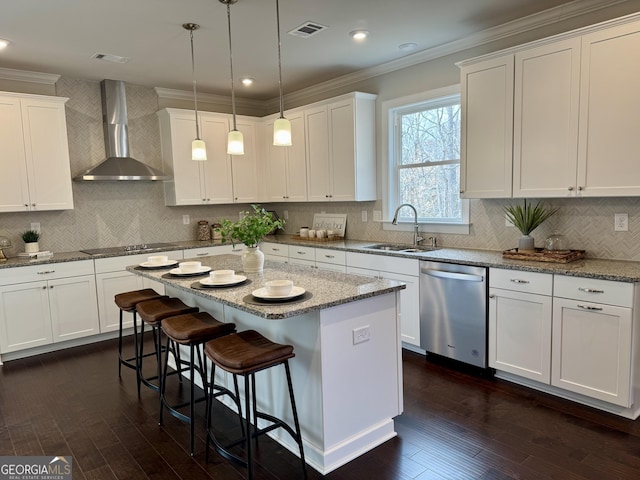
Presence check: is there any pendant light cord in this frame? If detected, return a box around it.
[188,27,201,140]
[276,0,285,119]
[226,2,238,131]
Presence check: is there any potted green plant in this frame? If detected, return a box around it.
[21,229,41,254]
[216,204,285,273]
[504,199,558,252]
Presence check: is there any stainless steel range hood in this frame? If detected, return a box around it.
[74,80,170,181]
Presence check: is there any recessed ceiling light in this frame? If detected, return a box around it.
[349,30,369,41]
[0,39,10,50]
[241,78,254,87]
[398,42,418,52]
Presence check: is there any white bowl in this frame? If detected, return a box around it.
[179,261,202,273]
[211,269,235,282]
[265,279,294,296]
[148,255,168,265]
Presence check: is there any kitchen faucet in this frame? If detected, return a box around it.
[392,203,423,245]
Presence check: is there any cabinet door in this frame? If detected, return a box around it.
[201,113,234,203]
[305,105,331,201]
[383,271,420,347]
[577,20,640,196]
[264,116,289,201]
[21,97,74,211]
[513,38,581,198]
[96,271,144,333]
[0,281,52,353]
[231,119,259,203]
[489,288,552,383]
[552,298,632,407]
[460,55,514,198]
[286,111,308,202]
[0,96,30,212]
[49,275,100,342]
[329,100,356,201]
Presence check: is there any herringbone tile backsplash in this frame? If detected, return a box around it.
[0,76,639,262]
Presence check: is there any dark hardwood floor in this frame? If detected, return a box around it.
[1,338,640,479]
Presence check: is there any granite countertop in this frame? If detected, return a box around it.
[3,235,640,283]
[127,254,405,319]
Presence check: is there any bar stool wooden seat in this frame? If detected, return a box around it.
[135,297,198,395]
[113,289,166,380]
[204,329,307,479]
[159,311,236,456]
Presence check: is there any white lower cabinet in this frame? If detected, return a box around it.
[346,252,419,347]
[0,260,98,354]
[490,268,637,413]
[261,242,288,263]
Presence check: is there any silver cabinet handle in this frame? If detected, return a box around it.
[324,255,335,259]
[578,304,603,311]
[37,270,56,274]
[196,253,209,256]
[489,294,495,299]
[510,279,530,284]
[578,287,604,294]
[577,186,583,191]
[568,186,574,191]
[42,285,47,290]
[296,251,307,255]
[272,248,281,252]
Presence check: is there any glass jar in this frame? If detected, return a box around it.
[544,231,568,251]
[197,220,211,241]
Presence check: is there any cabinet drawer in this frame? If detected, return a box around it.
[0,260,95,285]
[315,248,346,265]
[490,268,552,295]
[288,245,315,261]
[553,275,633,307]
[261,242,288,257]
[347,252,419,276]
[94,250,183,273]
[185,245,239,258]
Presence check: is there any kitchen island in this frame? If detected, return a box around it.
[128,253,406,474]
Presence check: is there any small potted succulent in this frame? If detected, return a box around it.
[21,229,41,254]
[504,199,558,252]
[216,204,285,273]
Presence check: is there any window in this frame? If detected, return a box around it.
[383,85,469,234]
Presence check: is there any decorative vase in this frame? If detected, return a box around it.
[242,246,264,273]
[518,235,535,252]
[25,242,39,254]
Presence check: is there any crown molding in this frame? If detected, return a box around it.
[0,66,60,85]
[154,87,257,110]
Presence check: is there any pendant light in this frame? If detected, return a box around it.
[183,23,207,161]
[273,0,292,146]
[220,0,244,155]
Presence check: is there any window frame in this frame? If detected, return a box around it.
[381,84,469,235]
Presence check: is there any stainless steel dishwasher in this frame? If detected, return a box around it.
[419,261,488,368]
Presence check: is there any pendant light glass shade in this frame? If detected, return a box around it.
[273,117,292,146]
[183,23,207,161]
[227,130,244,155]
[221,0,244,155]
[273,0,291,147]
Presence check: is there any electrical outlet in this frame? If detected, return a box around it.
[30,222,40,233]
[361,210,368,222]
[182,215,190,225]
[373,210,382,222]
[615,213,628,232]
[353,325,371,345]
[283,210,289,220]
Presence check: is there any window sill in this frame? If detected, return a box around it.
[380,220,470,235]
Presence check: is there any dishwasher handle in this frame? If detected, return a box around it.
[421,268,484,282]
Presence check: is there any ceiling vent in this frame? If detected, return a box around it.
[91,53,130,64]
[288,21,328,38]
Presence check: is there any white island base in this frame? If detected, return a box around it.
[168,285,403,475]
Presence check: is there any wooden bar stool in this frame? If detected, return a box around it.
[159,311,236,456]
[204,330,307,480]
[113,289,166,381]
[135,297,198,395]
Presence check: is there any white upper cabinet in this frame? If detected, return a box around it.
[264,110,307,202]
[461,15,640,199]
[513,38,581,198]
[306,93,377,202]
[577,19,640,197]
[460,55,514,198]
[158,108,257,205]
[0,93,73,212]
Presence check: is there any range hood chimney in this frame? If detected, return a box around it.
[74,80,170,181]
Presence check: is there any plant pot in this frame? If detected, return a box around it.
[518,235,535,252]
[25,242,40,254]
[242,246,264,273]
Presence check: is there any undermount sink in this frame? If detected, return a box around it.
[362,243,438,254]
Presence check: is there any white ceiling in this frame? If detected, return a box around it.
[0,0,623,100]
